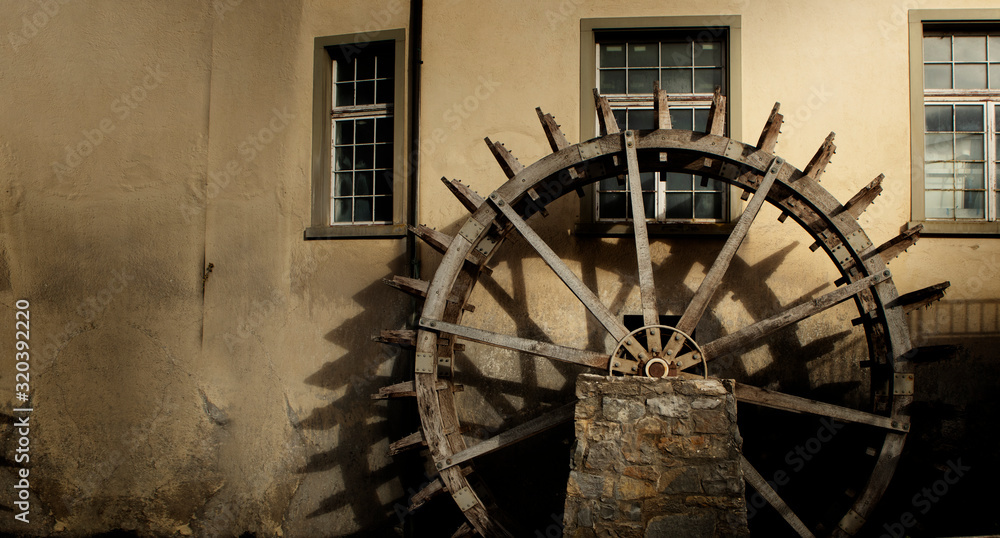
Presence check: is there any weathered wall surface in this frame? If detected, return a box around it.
[0,0,997,536]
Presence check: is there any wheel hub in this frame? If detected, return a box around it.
[608,324,706,378]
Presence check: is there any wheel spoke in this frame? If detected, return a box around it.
[624,131,662,353]
[734,383,907,431]
[436,402,576,471]
[668,157,784,354]
[740,455,816,538]
[419,318,609,369]
[682,272,889,368]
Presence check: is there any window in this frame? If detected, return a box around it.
[579,17,742,235]
[909,10,1000,234]
[308,31,407,238]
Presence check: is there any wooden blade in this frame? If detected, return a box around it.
[889,281,950,314]
[484,137,525,179]
[803,132,836,181]
[842,174,884,219]
[734,383,907,431]
[383,275,474,311]
[536,107,571,151]
[408,467,475,511]
[740,455,817,538]
[653,80,671,130]
[691,272,888,366]
[390,430,427,455]
[756,102,783,153]
[593,88,620,135]
[441,176,485,213]
[372,380,461,400]
[867,225,922,265]
[704,86,726,135]
[436,402,576,471]
[624,130,661,353]
[419,318,609,369]
[668,157,784,353]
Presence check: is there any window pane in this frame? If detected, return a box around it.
[354,197,373,221]
[356,119,375,143]
[628,69,658,94]
[661,68,692,93]
[695,193,722,218]
[336,56,355,81]
[356,80,375,105]
[664,172,691,190]
[694,68,723,93]
[628,43,658,67]
[955,105,984,131]
[333,198,352,222]
[600,176,625,191]
[335,173,353,196]
[335,147,353,171]
[642,192,656,219]
[991,36,1000,61]
[376,79,394,104]
[661,42,691,67]
[599,192,627,219]
[628,109,656,130]
[374,196,393,222]
[640,172,656,190]
[924,162,954,189]
[600,69,627,94]
[955,63,987,89]
[355,171,373,195]
[355,145,374,169]
[376,117,392,143]
[925,133,953,161]
[991,64,1000,89]
[600,44,626,67]
[924,64,952,89]
[925,190,955,218]
[335,120,353,145]
[693,42,723,67]
[957,163,985,189]
[957,191,985,218]
[336,82,355,106]
[665,193,693,218]
[925,105,953,132]
[613,109,626,130]
[955,133,984,160]
[669,109,693,130]
[695,177,722,191]
[357,56,376,79]
[954,36,986,61]
[694,109,709,132]
[924,36,951,61]
[375,143,393,169]
[375,170,393,195]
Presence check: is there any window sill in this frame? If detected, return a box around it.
[305,223,407,240]
[575,222,736,237]
[908,220,1000,236]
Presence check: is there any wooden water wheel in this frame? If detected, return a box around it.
[374,87,948,537]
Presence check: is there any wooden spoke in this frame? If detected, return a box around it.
[667,157,784,355]
[384,275,475,311]
[490,193,629,342]
[734,383,907,431]
[740,455,816,538]
[419,318,609,369]
[804,132,836,181]
[624,130,661,353]
[436,402,576,471]
[687,272,888,367]
[593,88,620,135]
[705,86,726,136]
[653,81,671,130]
[756,102,783,153]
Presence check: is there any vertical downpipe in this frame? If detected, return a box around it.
[406,0,423,328]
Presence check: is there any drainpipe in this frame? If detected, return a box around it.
[406,0,423,328]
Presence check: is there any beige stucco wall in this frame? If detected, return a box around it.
[0,0,997,536]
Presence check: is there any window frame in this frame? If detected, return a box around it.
[577,16,743,237]
[307,30,408,239]
[909,10,1000,235]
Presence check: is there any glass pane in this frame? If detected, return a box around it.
[955,134,984,160]
[955,64,987,89]
[335,173,353,196]
[613,109,626,130]
[957,163,985,189]
[991,64,1000,90]
[333,198,352,222]
[665,193,693,219]
[628,109,656,130]
[954,36,986,61]
[356,119,375,143]
[661,68,692,93]
[695,177,722,191]
[924,36,951,61]
[628,43,658,67]
[628,69,658,94]
[356,81,375,105]
[661,42,691,67]
[600,176,625,191]
[376,144,393,169]
[669,109,693,130]
[600,43,626,67]
[924,162,954,189]
[354,197,373,222]
[376,53,394,79]
[336,82,355,106]
[334,147,352,171]
[664,172,691,190]
[694,68,723,93]
[694,193,722,218]
[991,36,1000,61]
[335,120,353,145]
[925,105,953,132]
[357,56,376,79]
[642,192,656,219]
[355,171,373,195]
[375,170,393,194]
[924,64,952,89]
[693,42,723,67]
[336,57,355,82]
[640,172,656,190]
[374,195,393,222]
[600,70,627,94]
[376,79,394,104]
[376,117,392,143]
[955,105,984,131]
[355,145,374,169]
[694,109,710,132]
[599,192,627,218]
[924,133,953,161]
[957,191,984,218]
[925,190,954,218]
